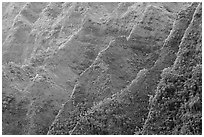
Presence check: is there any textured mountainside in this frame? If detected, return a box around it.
[142,3,202,134]
[2,2,201,135]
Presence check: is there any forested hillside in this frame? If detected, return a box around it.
[2,2,202,135]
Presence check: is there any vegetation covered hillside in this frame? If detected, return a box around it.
[2,2,201,135]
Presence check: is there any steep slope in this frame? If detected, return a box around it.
[2,2,198,135]
[2,2,48,64]
[74,3,200,135]
[48,3,180,135]
[48,3,198,135]
[24,71,70,134]
[2,62,70,135]
[2,2,120,135]
[142,3,202,135]
[25,2,120,92]
[2,63,34,134]
[2,2,26,43]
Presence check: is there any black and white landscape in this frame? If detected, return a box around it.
[2,2,202,135]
